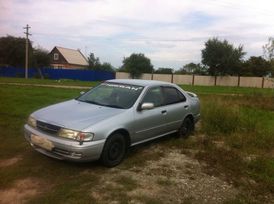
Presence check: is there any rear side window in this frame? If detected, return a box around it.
[162,87,186,105]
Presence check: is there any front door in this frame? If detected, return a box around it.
[133,86,168,144]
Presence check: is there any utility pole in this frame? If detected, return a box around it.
[23,24,31,79]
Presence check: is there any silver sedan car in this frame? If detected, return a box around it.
[24,79,200,167]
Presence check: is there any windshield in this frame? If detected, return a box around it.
[77,83,144,109]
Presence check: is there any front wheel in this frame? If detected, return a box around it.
[178,117,194,138]
[100,133,126,167]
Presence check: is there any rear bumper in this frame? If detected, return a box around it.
[24,124,105,162]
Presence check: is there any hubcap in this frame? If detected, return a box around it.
[109,141,122,161]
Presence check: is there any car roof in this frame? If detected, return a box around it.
[106,79,173,87]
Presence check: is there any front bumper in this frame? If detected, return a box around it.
[24,124,105,162]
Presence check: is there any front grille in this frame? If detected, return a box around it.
[36,120,61,135]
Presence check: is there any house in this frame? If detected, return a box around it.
[49,46,88,69]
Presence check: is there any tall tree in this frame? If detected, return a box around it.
[32,47,50,68]
[263,37,274,76]
[121,53,153,78]
[201,38,245,76]
[87,53,100,69]
[0,35,33,67]
[87,52,114,72]
[242,56,271,77]
[263,37,274,61]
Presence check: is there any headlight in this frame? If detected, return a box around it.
[58,128,94,142]
[27,116,36,128]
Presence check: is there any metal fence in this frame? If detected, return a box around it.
[0,67,115,81]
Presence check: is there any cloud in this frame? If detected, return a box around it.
[1,0,274,69]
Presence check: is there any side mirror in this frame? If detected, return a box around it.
[140,102,154,111]
[80,91,85,95]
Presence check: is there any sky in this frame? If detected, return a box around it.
[0,0,274,69]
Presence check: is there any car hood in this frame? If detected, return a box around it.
[32,99,126,131]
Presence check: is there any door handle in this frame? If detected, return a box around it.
[184,105,189,109]
[161,110,167,114]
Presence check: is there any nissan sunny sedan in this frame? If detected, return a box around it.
[24,79,200,167]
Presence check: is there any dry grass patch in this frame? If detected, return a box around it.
[0,156,22,168]
[0,178,49,204]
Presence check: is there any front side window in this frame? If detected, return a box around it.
[162,87,186,105]
[77,83,144,109]
[142,87,164,107]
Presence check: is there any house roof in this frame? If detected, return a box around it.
[55,46,88,66]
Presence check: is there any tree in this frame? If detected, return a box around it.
[0,35,33,67]
[121,53,153,78]
[263,37,274,76]
[87,52,114,72]
[242,56,271,77]
[154,67,173,74]
[32,47,50,68]
[263,37,274,61]
[175,63,208,75]
[98,62,115,72]
[87,53,100,69]
[201,38,245,76]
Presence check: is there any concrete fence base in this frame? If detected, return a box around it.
[115,72,274,89]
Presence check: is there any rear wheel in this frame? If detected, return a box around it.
[178,117,194,138]
[100,133,126,167]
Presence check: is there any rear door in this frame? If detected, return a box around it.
[161,86,189,132]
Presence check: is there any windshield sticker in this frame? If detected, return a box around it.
[104,83,143,91]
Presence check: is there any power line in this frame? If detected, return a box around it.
[23,24,31,79]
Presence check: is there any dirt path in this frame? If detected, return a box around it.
[89,146,239,204]
[0,82,90,89]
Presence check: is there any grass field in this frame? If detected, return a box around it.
[0,77,274,203]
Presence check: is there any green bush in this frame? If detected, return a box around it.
[201,101,241,135]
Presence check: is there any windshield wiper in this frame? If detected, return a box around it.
[77,99,124,109]
[104,104,125,109]
[78,99,103,106]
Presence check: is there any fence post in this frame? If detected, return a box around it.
[192,74,195,86]
[151,73,153,80]
[214,75,217,86]
[262,77,265,88]
[171,73,174,83]
[238,75,240,87]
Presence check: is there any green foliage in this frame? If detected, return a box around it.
[201,37,246,76]
[177,62,208,75]
[87,52,114,72]
[87,52,100,69]
[263,37,274,76]
[248,158,274,188]
[154,67,173,74]
[242,56,271,76]
[98,62,115,72]
[32,47,50,68]
[201,101,241,135]
[0,35,33,67]
[121,53,153,78]
[263,37,274,61]
[183,62,197,73]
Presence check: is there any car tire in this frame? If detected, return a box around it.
[100,133,126,167]
[178,117,194,138]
